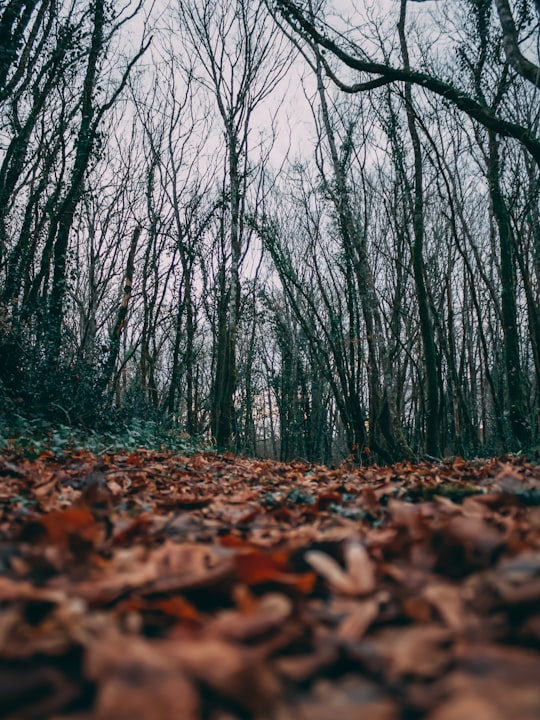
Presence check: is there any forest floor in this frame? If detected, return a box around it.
[1,448,540,719]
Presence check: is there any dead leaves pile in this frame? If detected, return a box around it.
[1,450,540,719]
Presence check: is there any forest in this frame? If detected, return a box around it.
[1,0,540,464]
[2,3,540,718]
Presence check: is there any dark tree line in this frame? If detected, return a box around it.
[1,0,539,463]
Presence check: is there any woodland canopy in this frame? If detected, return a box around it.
[1,0,540,463]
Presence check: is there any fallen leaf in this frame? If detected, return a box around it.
[21,507,99,550]
[305,542,376,596]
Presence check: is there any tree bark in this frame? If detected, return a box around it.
[487,132,531,446]
[99,224,141,397]
[398,0,440,456]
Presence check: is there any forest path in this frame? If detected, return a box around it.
[1,449,540,719]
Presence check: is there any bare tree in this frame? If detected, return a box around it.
[0,0,150,415]
[175,0,291,449]
[272,0,540,166]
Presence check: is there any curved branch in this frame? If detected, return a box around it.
[494,0,540,87]
[275,0,540,166]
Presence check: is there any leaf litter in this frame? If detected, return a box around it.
[0,449,540,718]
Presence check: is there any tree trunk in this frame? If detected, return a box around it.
[487,132,530,446]
[399,0,440,457]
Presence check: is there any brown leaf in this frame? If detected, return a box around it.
[348,625,454,681]
[428,694,506,720]
[0,664,81,719]
[305,542,376,596]
[422,583,468,632]
[434,644,540,720]
[210,589,293,640]
[337,598,380,640]
[286,675,399,720]
[444,514,505,567]
[273,634,340,683]
[22,507,99,550]
[169,637,281,714]
[486,552,540,604]
[86,634,200,720]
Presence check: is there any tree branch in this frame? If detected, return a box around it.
[494,0,540,87]
[275,0,540,167]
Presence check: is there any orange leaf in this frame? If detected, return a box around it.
[38,507,99,548]
[234,550,315,593]
[113,514,152,545]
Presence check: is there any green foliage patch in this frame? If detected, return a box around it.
[0,412,207,458]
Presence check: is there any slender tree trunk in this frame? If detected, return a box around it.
[487,132,530,446]
[47,0,105,363]
[314,54,410,461]
[99,224,141,397]
[212,134,241,449]
[399,0,440,456]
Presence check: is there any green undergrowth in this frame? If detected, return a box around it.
[0,413,208,458]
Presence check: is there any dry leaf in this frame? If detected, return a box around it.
[305,542,375,596]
